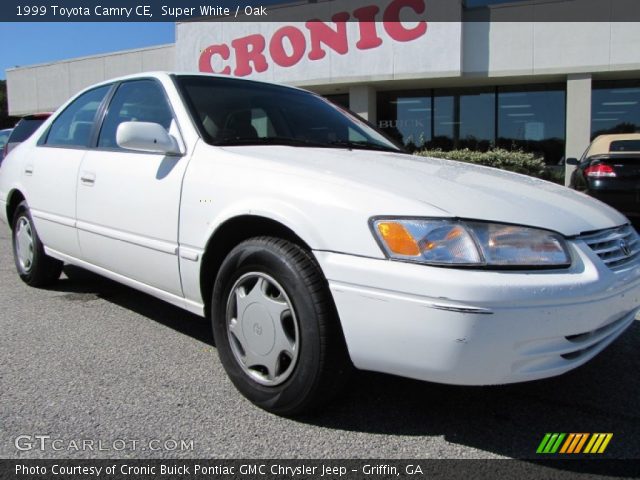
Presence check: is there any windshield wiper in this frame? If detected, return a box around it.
[327,140,400,153]
[215,136,328,148]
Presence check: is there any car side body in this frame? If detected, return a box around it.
[1,72,639,414]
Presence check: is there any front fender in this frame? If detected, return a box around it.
[179,142,447,258]
[203,198,326,252]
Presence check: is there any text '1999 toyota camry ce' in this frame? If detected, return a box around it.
[1,72,639,415]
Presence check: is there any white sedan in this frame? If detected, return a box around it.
[1,72,638,415]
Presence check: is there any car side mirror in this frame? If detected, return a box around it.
[565,157,579,166]
[116,121,182,156]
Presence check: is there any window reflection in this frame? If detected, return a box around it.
[377,91,432,150]
[433,94,455,150]
[496,85,565,164]
[432,90,496,151]
[460,91,495,149]
[377,84,566,164]
[592,81,640,139]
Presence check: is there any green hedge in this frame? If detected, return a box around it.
[415,148,545,176]
[415,148,564,183]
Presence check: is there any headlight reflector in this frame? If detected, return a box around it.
[373,218,571,268]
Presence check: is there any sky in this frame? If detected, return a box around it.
[0,23,175,80]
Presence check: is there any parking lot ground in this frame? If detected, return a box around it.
[1,226,639,461]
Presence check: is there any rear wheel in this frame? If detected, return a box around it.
[211,237,351,416]
[12,201,63,287]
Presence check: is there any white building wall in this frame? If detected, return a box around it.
[349,85,377,122]
[6,44,175,116]
[463,6,640,77]
[68,57,106,95]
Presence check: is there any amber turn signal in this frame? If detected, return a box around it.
[377,222,421,256]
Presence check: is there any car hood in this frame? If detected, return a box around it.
[223,146,627,236]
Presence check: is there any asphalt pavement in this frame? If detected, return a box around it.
[1,226,639,460]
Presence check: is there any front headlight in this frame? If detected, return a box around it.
[372,218,571,268]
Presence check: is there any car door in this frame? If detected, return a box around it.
[24,85,111,259]
[76,79,187,296]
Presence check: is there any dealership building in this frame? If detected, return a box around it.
[6,0,640,182]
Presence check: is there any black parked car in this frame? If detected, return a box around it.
[568,134,640,226]
[1,113,51,165]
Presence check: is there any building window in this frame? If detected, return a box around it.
[592,80,640,139]
[377,91,432,150]
[497,84,566,165]
[433,89,495,151]
[377,84,566,164]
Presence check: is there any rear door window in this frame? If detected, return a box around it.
[45,86,111,147]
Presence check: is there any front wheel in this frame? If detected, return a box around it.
[12,201,63,287]
[211,237,351,416]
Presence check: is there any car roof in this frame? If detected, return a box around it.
[85,71,308,94]
[587,133,640,156]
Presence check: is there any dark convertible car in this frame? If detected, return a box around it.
[569,134,640,226]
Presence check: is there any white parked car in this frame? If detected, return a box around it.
[1,72,639,415]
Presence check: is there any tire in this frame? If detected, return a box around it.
[11,201,63,287]
[211,236,351,416]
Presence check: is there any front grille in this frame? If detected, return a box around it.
[579,224,640,271]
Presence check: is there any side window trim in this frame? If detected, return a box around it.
[94,77,185,155]
[88,82,119,148]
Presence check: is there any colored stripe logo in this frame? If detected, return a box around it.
[537,433,613,454]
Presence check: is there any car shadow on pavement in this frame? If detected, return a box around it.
[55,265,214,346]
[52,265,639,468]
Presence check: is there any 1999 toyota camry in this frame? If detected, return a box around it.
[1,72,639,415]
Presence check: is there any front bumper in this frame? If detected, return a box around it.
[315,239,640,385]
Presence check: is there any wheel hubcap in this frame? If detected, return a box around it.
[226,272,299,386]
[15,217,35,273]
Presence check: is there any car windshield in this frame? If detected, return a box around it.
[9,118,47,143]
[175,75,402,153]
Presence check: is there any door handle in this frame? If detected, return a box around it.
[24,165,34,175]
[80,172,96,185]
